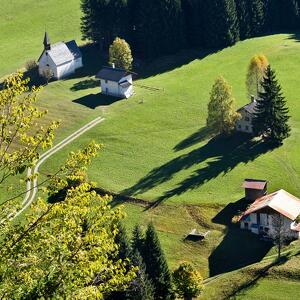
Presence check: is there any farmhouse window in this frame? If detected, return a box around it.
[245,126,249,131]
[105,80,108,84]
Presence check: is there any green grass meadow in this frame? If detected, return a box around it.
[2,1,300,298]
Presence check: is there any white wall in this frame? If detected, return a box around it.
[39,51,82,80]
[101,80,120,96]
[236,110,254,133]
[100,75,134,98]
[56,61,75,79]
[39,52,57,78]
[241,212,300,240]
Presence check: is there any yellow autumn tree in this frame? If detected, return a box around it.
[109,37,133,70]
[0,75,137,298]
[207,76,240,135]
[246,54,269,98]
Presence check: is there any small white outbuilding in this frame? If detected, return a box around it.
[38,32,83,80]
[96,65,134,99]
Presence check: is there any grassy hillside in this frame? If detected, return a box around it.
[40,34,300,206]
[2,1,300,297]
[0,0,82,78]
[29,33,299,281]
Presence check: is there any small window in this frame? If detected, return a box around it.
[259,226,263,231]
[105,80,108,84]
[264,227,269,233]
[46,64,49,67]
[245,117,250,122]
[244,222,249,229]
[238,125,241,129]
[245,126,249,131]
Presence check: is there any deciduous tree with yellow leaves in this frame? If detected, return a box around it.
[246,54,269,98]
[207,76,240,135]
[109,37,133,70]
[0,73,136,298]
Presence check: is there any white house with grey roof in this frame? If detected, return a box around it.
[38,32,82,80]
[236,96,258,134]
[96,65,134,98]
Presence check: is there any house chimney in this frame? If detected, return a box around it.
[112,63,115,69]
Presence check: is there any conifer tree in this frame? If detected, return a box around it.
[115,222,131,260]
[253,65,291,144]
[132,224,145,256]
[143,223,174,299]
[81,0,130,49]
[202,0,239,48]
[207,76,240,135]
[135,0,185,58]
[127,250,155,300]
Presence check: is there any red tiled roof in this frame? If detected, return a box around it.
[242,179,267,190]
[239,189,300,221]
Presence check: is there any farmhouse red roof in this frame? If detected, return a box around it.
[239,189,300,221]
[242,179,267,190]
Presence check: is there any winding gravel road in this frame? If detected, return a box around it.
[11,116,105,219]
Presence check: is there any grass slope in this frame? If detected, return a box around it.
[0,0,82,78]
[42,33,300,206]
[34,33,300,280]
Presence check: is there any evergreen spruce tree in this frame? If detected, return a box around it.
[115,222,132,260]
[144,223,174,299]
[253,65,291,144]
[81,0,130,49]
[131,224,145,256]
[248,0,265,36]
[127,250,155,300]
[181,0,205,48]
[135,0,185,58]
[236,0,251,40]
[202,0,239,48]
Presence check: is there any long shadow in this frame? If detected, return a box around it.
[68,43,106,79]
[122,133,278,207]
[173,126,213,152]
[137,48,218,79]
[286,31,300,42]
[73,93,122,109]
[70,78,99,91]
[208,197,273,276]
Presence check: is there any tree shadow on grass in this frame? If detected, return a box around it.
[122,133,278,208]
[137,48,219,79]
[73,93,122,109]
[70,78,100,91]
[208,197,273,276]
[173,127,213,152]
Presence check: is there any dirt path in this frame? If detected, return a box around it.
[11,117,105,219]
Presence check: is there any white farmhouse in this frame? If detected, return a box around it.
[239,189,300,240]
[38,32,83,80]
[96,65,134,98]
[236,96,258,134]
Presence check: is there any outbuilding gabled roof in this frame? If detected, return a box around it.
[240,189,300,221]
[96,66,133,82]
[242,179,267,190]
